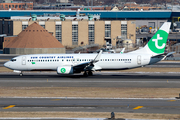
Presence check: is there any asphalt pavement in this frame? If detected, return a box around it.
[0,98,180,114]
[0,72,180,88]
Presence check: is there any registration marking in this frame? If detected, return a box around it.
[133,106,143,109]
[3,105,15,109]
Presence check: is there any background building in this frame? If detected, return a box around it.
[3,22,65,54]
[0,18,136,49]
[0,1,33,10]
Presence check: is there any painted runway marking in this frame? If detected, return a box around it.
[3,105,15,109]
[168,100,176,102]
[51,99,61,101]
[133,106,143,109]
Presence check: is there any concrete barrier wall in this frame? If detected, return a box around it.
[4,48,66,54]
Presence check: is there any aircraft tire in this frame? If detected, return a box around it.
[83,71,88,77]
[19,73,23,76]
[88,71,93,76]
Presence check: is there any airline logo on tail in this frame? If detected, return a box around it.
[148,29,168,54]
[152,34,165,49]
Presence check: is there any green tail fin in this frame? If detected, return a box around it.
[146,22,171,54]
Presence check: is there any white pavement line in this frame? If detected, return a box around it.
[0,118,170,120]
[0,97,178,100]
[1,80,180,83]
[0,118,106,120]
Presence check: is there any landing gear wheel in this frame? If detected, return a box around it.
[19,73,23,76]
[88,71,93,76]
[83,71,88,76]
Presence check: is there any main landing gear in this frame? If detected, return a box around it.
[83,71,93,76]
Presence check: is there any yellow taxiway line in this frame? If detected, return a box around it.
[133,106,143,110]
[3,105,15,109]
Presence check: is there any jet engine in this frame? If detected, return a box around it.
[57,66,74,74]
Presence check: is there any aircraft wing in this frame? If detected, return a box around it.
[73,50,103,71]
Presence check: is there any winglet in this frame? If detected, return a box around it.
[120,48,125,54]
[93,50,102,62]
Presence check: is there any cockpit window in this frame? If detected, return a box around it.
[11,59,16,62]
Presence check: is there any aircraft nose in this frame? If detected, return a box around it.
[4,62,9,68]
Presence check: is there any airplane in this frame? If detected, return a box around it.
[4,22,171,76]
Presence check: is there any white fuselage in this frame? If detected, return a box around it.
[4,53,156,72]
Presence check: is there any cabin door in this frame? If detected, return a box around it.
[137,55,141,65]
[22,56,26,65]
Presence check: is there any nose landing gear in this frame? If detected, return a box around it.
[19,72,23,76]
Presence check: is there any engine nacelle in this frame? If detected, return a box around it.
[57,66,74,74]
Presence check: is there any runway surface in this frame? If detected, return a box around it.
[1,72,180,115]
[0,98,180,114]
[0,72,180,88]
